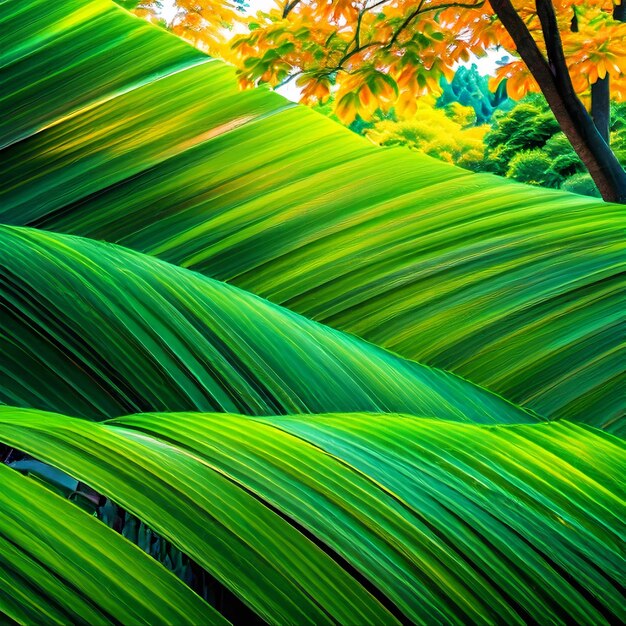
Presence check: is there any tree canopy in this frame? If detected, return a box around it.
[129,0,626,201]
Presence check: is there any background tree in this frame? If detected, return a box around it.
[226,0,626,202]
[482,94,561,176]
[482,94,626,192]
[437,64,512,125]
[362,97,488,170]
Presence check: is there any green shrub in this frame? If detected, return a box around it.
[542,132,582,178]
[483,95,560,175]
[506,149,562,187]
[561,173,601,197]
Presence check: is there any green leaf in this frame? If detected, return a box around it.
[256,414,626,624]
[1,406,624,624]
[0,407,395,626]
[0,462,225,626]
[0,0,621,431]
[0,225,536,424]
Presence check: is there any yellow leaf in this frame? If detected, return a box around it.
[335,92,357,124]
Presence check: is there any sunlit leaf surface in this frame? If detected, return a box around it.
[1,0,623,431]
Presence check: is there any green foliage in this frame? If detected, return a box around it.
[437,65,512,125]
[0,461,222,625]
[4,448,225,605]
[0,225,533,425]
[0,2,625,624]
[610,101,626,162]
[2,407,626,625]
[483,94,561,176]
[484,95,626,195]
[365,99,488,172]
[561,173,602,197]
[506,149,563,187]
[2,408,398,626]
[543,132,582,178]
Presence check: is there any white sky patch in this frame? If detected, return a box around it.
[470,50,509,75]
[159,0,177,22]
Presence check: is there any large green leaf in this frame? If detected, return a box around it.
[0,407,396,626]
[0,0,622,431]
[0,406,624,624]
[113,411,626,625]
[0,461,225,625]
[0,0,206,148]
[0,225,535,424]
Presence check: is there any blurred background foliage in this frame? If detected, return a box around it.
[313,66,626,198]
[437,65,513,125]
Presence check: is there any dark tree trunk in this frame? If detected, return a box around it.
[591,78,610,144]
[572,5,610,144]
[489,0,626,203]
[589,3,625,144]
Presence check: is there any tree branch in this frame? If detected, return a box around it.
[420,0,486,13]
[336,41,385,68]
[386,4,423,48]
[275,70,303,88]
[329,0,485,73]
[354,0,389,49]
[387,0,485,48]
[282,0,301,18]
[535,0,569,77]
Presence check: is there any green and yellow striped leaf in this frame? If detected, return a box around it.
[0,225,535,424]
[0,407,396,626]
[0,461,225,625]
[0,0,622,431]
[0,406,624,625]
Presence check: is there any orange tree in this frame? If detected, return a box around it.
[217,0,626,202]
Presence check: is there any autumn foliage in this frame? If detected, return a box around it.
[129,0,626,201]
[214,0,626,123]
